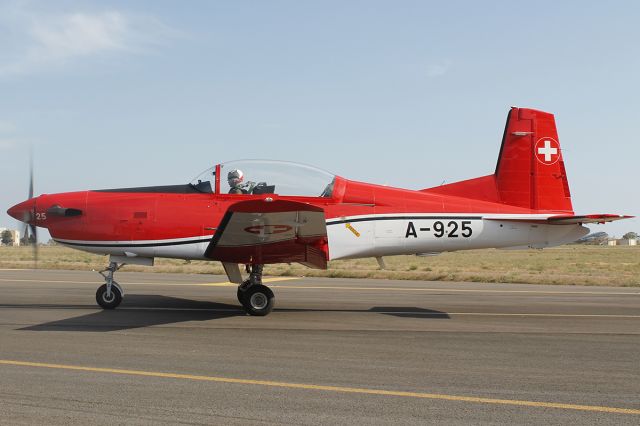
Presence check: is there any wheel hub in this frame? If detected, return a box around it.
[102,292,115,303]
[250,292,268,310]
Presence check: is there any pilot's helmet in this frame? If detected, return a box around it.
[227,169,244,187]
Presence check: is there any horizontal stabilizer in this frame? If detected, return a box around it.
[484,214,633,225]
[546,214,633,225]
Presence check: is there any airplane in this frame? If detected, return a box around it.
[7,107,631,316]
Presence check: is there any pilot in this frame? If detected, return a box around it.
[228,169,252,194]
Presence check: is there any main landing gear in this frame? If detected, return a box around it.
[237,264,275,316]
[96,261,125,309]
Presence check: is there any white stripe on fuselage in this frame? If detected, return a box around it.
[54,235,214,260]
[54,235,214,246]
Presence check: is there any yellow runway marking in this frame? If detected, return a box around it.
[0,277,638,296]
[197,277,299,287]
[0,304,635,318]
[0,278,98,284]
[105,309,640,318]
[448,312,640,318]
[0,359,638,415]
[269,284,640,296]
[0,277,299,287]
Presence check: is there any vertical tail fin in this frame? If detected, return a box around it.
[422,107,574,213]
[495,107,573,212]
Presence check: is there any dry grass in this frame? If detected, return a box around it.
[0,245,638,287]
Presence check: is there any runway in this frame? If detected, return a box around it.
[0,269,638,425]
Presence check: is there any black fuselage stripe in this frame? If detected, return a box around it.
[204,211,235,258]
[326,216,482,225]
[56,217,482,247]
[55,238,212,248]
[92,185,204,194]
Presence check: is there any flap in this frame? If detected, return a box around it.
[205,199,328,268]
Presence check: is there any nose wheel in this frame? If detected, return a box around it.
[96,283,122,309]
[237,264,275,316]
[96,261,125,309]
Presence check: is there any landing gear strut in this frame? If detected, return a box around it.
[237,264,275,316]
[96,261,125,309]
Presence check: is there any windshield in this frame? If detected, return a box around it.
[189,167,215,193]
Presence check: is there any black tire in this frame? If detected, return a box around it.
[237,286,246,305]
[96,284,122,309]
[241,284,275,316]
[237,279,252,305]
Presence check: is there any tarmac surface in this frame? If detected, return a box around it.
[0,268,638,425]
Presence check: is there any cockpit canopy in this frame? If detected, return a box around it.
[190,160,336,197]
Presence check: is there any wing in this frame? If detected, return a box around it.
[205,199,328,269]
[484,214,633,225]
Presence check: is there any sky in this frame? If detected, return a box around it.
[0,0,638,240]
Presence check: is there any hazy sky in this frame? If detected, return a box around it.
[1,0,638,239]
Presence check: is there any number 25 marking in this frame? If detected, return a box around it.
[433,220,472,238]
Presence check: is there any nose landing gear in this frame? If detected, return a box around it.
[237,264,275,316]
[96,261,125,309]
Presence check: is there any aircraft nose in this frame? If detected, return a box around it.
[7,198,36,223]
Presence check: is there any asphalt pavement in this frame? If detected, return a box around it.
[0,269,638,425]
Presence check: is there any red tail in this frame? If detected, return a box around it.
[423,107,574,213]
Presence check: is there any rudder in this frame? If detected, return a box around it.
[495,107,573,212]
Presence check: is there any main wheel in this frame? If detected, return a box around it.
[241,284,275,316]
[96,284,122,309]
[237,281,249,305]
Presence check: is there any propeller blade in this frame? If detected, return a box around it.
[22,223,28,244]
[29,224,38,269]
[28,152,34,200]
[20,209,32,223]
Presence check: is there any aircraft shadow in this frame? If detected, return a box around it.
[19,295,245,332]
[269,306,450,319]
[368,307,450,319]
[17,298,450,333]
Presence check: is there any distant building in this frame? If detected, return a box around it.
[607,239,638,246]
[0,228,20,247]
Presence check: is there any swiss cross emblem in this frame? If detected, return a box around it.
[535,138,560,165]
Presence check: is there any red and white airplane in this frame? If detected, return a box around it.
[7,107,631,315]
